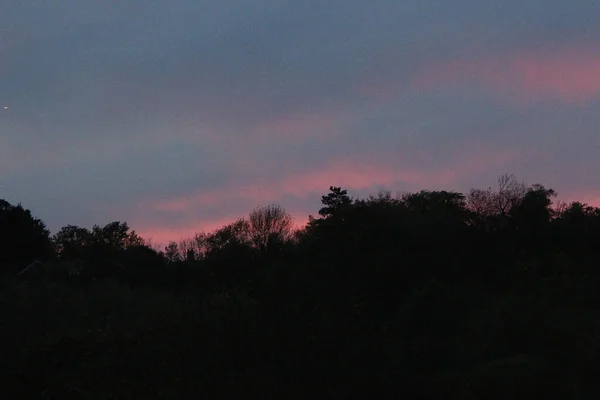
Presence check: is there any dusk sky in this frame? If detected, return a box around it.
[2,1,600,246]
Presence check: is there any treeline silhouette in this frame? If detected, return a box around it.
[2,174,600,398]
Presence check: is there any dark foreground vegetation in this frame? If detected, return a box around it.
[2,174,600,398]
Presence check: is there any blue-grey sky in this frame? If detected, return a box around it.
[2,1,600,244]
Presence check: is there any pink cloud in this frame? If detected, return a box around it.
[412,45,600,104]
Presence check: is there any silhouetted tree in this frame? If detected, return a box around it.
[511,184,556,226]
[248,204,294,253]
[53,225,93,260]
[123,244,165,270]
[400,190,469,241]
[0,199,52,271]
[467,174,528,231]
[467,187,496,217]
[177,235,206,261]
[401,190,467,215]
[5,175,600,398]
[318,186,353,218]
[552,201,600,254]
[91,221,143,250]
[164,241,182,263]
[53,221,149,279]
[554,201,600,231]
[506,184,557,256]
[202,219,253,261]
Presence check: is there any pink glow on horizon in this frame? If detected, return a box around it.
[585,197,600,208]
[561,191,600,208]
[138,146,521,244]
[411,45,600,104]
[136,212,309,248]
[137,216,239,247]
[151,160,459,214]
[152,148,521,213]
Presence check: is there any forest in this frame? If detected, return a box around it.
[1,173,600,398]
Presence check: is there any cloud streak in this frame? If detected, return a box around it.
[412,44,600,104]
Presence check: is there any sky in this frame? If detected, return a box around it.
[1,1,600,246]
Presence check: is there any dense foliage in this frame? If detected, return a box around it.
[2,174,600,398]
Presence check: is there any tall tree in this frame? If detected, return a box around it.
[318,186,353,218]
[248,204,294,252]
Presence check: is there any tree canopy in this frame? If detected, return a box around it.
[3,175,600,397]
